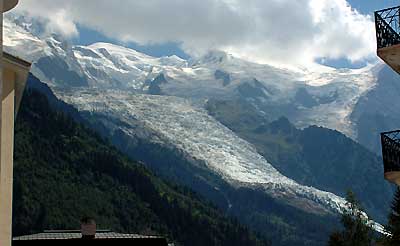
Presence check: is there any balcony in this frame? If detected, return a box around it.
[375,6,400,74]
[381,130,400,185]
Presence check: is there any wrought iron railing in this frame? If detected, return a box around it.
[381,130,400,173]
[375,6,400,49]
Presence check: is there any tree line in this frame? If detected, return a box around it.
[328,188,400,246]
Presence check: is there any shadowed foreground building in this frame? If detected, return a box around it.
[12,219,169,246]
[12,231,168,246]
[1,51,30,246]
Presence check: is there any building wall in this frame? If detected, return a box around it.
[0,68,15,246]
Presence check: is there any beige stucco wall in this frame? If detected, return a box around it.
[0,69,14,246]
[0,57,30,246]
[0,0,6,245]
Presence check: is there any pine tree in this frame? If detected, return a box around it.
[383,187,400,245]
[328,190,375,246]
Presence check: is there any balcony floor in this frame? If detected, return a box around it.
[384,171,400,185]
[378,44,400,75]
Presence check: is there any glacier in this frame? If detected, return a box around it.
[59,89,385,234]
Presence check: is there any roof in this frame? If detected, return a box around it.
[13,231,164,241]
[3,52,31,115]
[3,52,31,68]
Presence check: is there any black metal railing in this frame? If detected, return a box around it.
[381,130,400,173]
[375,6,400,49]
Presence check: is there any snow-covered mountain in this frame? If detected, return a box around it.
[351,64,400,154]
[5,15,381,139]
[70,42,379,139]
[4,15,388,233]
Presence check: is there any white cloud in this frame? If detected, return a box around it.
[46,9,78,38]
[12,0,376,67]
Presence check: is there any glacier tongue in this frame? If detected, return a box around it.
[60,89,347,213]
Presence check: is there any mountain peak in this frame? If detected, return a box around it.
[193,50,230,65]
[268,117,296,134]
[88,42,153,58]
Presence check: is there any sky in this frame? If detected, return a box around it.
[347,0,397,14]
[75,24,190,59]
[10,0,400,69]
